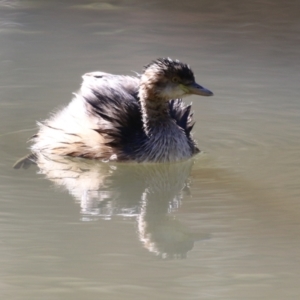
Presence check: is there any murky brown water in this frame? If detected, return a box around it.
[1,0,300,299]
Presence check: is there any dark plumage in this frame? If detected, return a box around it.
[28,58,213,163]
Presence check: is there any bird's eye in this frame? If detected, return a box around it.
[172,77,180,83]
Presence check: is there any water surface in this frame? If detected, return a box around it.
[1,0,300,299]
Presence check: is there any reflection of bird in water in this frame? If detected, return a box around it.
[138,189,195,259]
[16,153,206,258]
[28,153,194,219]
[28,58,213,163]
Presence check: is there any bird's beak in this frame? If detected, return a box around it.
[182,82,213,96]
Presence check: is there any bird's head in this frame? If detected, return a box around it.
[141,58,213,101]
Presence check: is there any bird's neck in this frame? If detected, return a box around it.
[141,101,171,136]
[138,81,171,136]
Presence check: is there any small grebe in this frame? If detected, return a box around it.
[30,58,213,163]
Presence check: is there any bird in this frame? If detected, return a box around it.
[29,58,213,163]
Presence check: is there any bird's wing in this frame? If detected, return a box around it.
[80,72,145,160]
[169,99,199,154]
